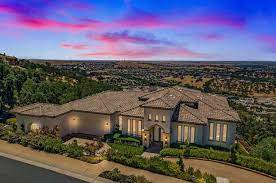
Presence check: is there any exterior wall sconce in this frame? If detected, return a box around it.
[165,136,168,144]
[144,134,147,141]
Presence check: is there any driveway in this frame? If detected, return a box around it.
[166,158,275,183]
[0,156,87,183]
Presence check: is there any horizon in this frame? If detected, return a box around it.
[1,0,276,61]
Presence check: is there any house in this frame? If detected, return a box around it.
[12,86,240,149]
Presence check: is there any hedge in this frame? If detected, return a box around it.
[160,147,276,177]
[107,148,216,183]
[100,168,151,183]
[108,143,144,157]
[160,148,184,157]
[236,155,276,177]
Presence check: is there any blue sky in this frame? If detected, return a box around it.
[0,0,276,60]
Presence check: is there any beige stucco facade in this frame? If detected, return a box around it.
[16,111,112,137]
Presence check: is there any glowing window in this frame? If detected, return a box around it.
[162,115,166,122]
[209,123,214,140]
[127,119,131,135]
[184,126,189,141]
[133,120,136,135]
[177,125,182,142]
[155,115,159,121]
[216,124,221,141]
[138,120,142,136]
[190,127,195,143]
[119,116,122,131]
[148,114,152,120]
[222,124,228,142]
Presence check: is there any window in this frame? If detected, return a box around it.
[190,127,195,143]
[209,123,214,140]
[155,115,159,121]
[184,126,189,142]
[177,125,182,142]
[162,115,166,122]
[119,116,122,131]
[216,124,221,141]
[133,120,136,136]
[138,120,142,137]
[127,119,131,135]
[148,114,152,120]
[222,124,228,142]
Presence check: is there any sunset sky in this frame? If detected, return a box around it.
[0,0,276,60]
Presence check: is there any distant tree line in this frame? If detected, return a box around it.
[0,60,121,113]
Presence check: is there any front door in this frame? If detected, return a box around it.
[153,126,161,142]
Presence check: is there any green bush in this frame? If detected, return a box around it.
[160,148,230,162]
[236,155,276,177]
[106,149,216,183]
[0,125,84,158]
[108,143,144,157]
[251,137,276,163]
[100,168,152,183]
[160,147,276,177]
[160,148,184,157]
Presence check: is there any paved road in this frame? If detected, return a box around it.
[0,156,88,183]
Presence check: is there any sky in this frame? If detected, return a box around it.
[0,0,276,61]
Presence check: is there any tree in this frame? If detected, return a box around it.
[251,137,276,163]
[19,79,36,105]
[230,144,237,163]
[177,154,185,171]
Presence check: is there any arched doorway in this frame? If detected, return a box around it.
[148,124,165,149]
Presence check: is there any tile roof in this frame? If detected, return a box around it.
[12,86,240,123]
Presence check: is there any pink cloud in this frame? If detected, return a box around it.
[61,43,89,50]
[257,35,276,52]
[79,44,206,59]
[7,16,103,32]
[89,30,173,45]
[0,1,100,32]
[200,33,224,41]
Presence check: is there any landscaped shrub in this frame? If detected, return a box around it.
[108,143,144,157]
[160,148,184,157]
[160,147,276,177]
[100,168,152,183]
[189,148,230,162]
[0,124,84,158]
[106,148,216,183]
[236,155,276,177]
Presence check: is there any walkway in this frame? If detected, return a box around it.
[165,158,275,183]
[0,140,187,183]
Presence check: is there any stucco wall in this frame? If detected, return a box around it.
[171,122,203,145]
[203,120,236,148]
[143,108,173,133]
[16,111,112,137]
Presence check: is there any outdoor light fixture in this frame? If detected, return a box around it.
[106,122,109,126]
[144,134,147,141]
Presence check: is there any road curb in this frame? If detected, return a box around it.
[0,152,112,183]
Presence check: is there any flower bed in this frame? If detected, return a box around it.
[0,123,83,158]
[100,168,151,183]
